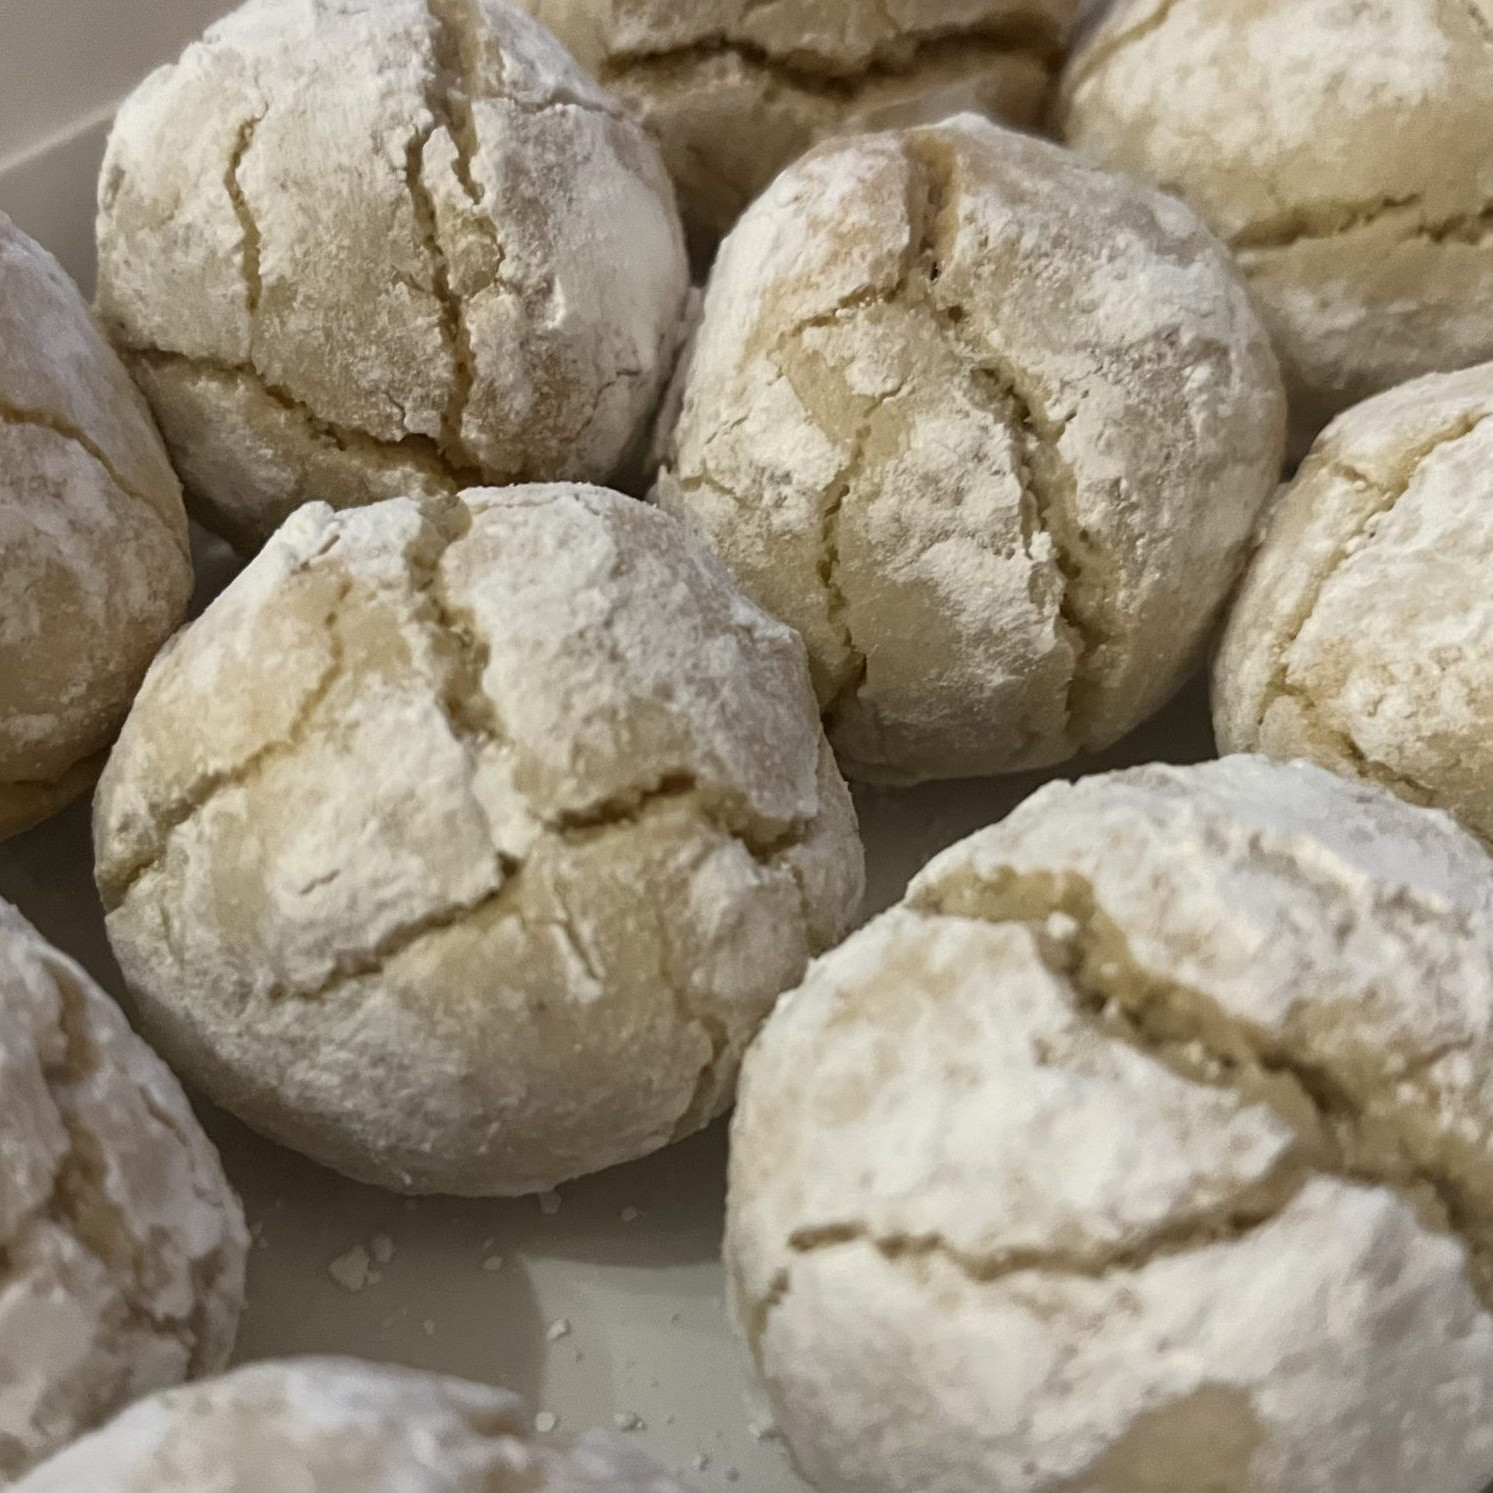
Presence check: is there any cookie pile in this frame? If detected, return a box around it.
[3,0,1493,1488]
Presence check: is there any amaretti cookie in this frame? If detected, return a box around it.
[13,1358,690,1491]
[1060,0,1493,448]
[727,757,1493,1493]
[0,899,246,1481]
[1214,363,1493,846]
[96,0,690,551]
[93,486,863,1196]
[0,214,191,840]
[517,0,1079,260]
[654,116,1285,782]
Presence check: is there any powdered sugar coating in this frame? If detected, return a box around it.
[1060,0,1493,446]
[13,1358,690,1492]
[0,900,246,1482]
[94,486,862,1195]
[515,0,1077,258]
[1215,363,1493,846]
[97,0,690,552]
[653,115,1284,782]
[0,215,191,839]
[727,756,1493,1493]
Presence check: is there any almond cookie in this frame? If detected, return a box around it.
[1060,0,1493,449]
[654,116,1285,782]
[1215,363,1493,847]
[14,1358,689,1491]
[97,0,690,551]
[517,0,1078,260]
[0,215,191,839]
[0,900,246,1480]
[728,757,1493,1493]
[94,486,863,1195]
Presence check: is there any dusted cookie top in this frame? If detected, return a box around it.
[654,115,1285,782]
[0,214,191,839]
[0,900,246,1481]
[97,0,690,551]
[727,756,1493,1493]
[1060,0,1493,447]
[94,486,862,1196]
[1215,362,1493,846]
[14,1358,691,1491]
[517,0,1077,259]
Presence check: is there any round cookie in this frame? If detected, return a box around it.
[726,756,1493,1493]
[13,1358,691,1491]
[93,486,863,1196]
[653,115,1285,783]
[0,899,246,1481]
[96,0,690,552]
[0,214,192,840]
[1214,363,1493,846]
[1059,0,1493,448]
[515,0,1079,262]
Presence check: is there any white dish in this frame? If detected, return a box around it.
[0,8,1215,1484]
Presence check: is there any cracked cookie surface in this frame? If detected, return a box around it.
[0,900,246,1482]
[94,485,863,1196]
[13,1358,691,1492]
[515,0,1078,259]
[725,756,1493,1493]
[96,0,690,552]
[1059,0,1493,448]
[1215,364,1493,848]
[653,116,1284,783]
[0,216,192,840]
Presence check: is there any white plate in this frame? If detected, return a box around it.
[0,10,1215,1485]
